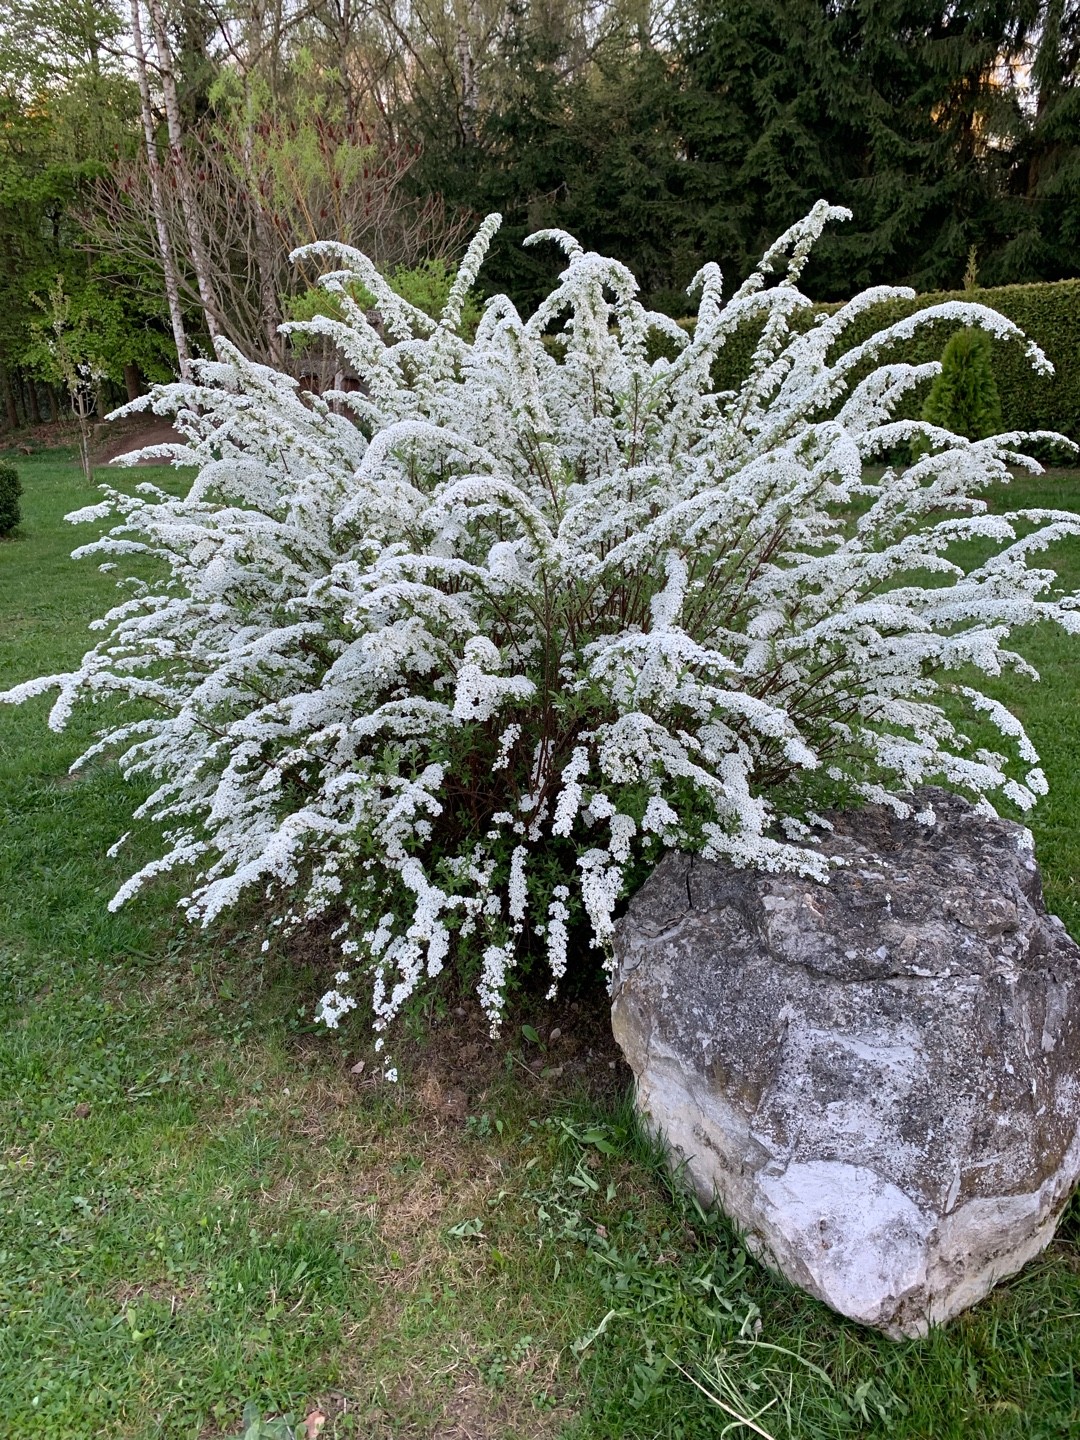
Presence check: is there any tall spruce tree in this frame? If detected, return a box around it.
[676,0,1036,298]
[1000,0,1080,281]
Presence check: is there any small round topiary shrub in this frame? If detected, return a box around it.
[0,461,22,537]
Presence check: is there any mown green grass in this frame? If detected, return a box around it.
[1,449,1079,1439]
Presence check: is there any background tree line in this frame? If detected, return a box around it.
[0,0,1077,423]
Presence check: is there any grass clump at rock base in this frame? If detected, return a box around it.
[2,447,1080,1438]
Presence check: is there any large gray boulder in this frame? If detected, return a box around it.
[611,790,1080,1338]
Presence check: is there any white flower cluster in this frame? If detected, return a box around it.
[6,203,1079,1045]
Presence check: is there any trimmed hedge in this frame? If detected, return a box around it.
[648,278,1080,443]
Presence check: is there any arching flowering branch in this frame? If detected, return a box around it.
[5,203,1079,1066]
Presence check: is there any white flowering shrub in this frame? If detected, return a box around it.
[6,203,1080,1053]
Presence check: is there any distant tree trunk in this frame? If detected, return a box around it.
[339,0,357,128]
[129,0,192,378]
[241,120,285,366]
[26,380,41,426]
[123,363,144,402]
[255,207,285,366]
[456,15,478,144]
[73,386,93,484]
[0,365,18,430]
[146,0,223,344]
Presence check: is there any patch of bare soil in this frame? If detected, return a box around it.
[0,416,182,462]
[0,419,78,454]
[94,417,182,465]
[281,910,632,1112]
[349,983,632,1130]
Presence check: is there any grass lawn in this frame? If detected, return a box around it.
[2,447,1080,1439]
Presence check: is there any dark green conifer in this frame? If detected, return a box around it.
[676,0,1033,298]
[921,328,1004,439]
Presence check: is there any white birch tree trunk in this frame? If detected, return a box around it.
[128,0,191,379]
[145,0,223,343]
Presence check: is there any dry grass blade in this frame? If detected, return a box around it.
[666,1355,779,1439]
